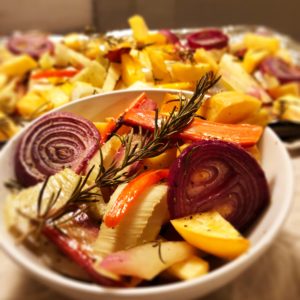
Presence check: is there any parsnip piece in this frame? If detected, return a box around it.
[71,61,106,88]
[218,54,271,104]
[93,184,169,256]
[166,255,209,280]
[5,169,81,236]
[102,63,121,92]
[100,241,195,280]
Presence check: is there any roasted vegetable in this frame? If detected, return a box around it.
[171,212,249,259]
[15,112,100,186]
[104,169,169,228]
[167,140,269,230]
[199,91,262,123]
[100,241,195,280]
[187,29,229,50]
[7,32,54,59]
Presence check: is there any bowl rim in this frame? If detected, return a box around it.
[0,88,294,297]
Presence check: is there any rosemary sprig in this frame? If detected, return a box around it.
[91,71,219,187]
[152,240,166,264]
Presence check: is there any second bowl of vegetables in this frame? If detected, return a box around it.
[0,73,293,299]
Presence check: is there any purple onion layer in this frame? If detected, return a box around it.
[167,140,270,230]
[15,112,100,187]
[7,32,54,59]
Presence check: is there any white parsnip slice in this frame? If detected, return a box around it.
[5,168,83,235]
[93,183,168,256]
[100,241,195,280]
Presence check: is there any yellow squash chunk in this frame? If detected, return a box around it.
[199,91,261,123]
[176,143,191,157]
[128,15,149,44]
[146,47,172,82]
[243,33,280,53]
[145,33,167,45]
[64,33,86,51]
[93,121,108,136]
[138,50,154,82]
[0,111,18,141]
[242,49,270,73]
[160,93,180,113]
[241,107,270,127]
[0,79,18,114]
[38,52,55,70]
[273,95,300,122]
[42,85,71,108]
[0,74,8,90]
[16,91,52,118]
[0,54,37,77]
[156,81,194,90]
[245,145,261,162]
[144,148,177,170]
[268,82,300,98]
[170,62,212,82]
[121,53,146,86]
[171,211,250,260]
[71,81,100,101]
[166,255,209,280]
[194,48,218,72]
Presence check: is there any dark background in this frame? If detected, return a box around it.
[1,0,300,42]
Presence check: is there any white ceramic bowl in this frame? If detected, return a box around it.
[0,89,294,300]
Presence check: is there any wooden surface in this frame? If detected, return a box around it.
[1,149,300,300]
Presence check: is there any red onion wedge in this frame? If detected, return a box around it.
[159,29,181,45]
[105,47,131,63]
[187,29,229,50]
[7,32,54,59]
[15,112,100,187]
[259,56,300,84]
[167,140,270,230]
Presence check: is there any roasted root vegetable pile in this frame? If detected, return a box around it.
[4,74,270,287]
[1,15,300,143]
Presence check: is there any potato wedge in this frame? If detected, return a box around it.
[171,211,249,260]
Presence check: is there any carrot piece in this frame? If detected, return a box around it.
[180,119,263,147]
[100,92,157,144]
[31,69,79,79]
[123,108,263,147]
[104,169,169,228]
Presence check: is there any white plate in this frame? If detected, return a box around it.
[0,89,294,300]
